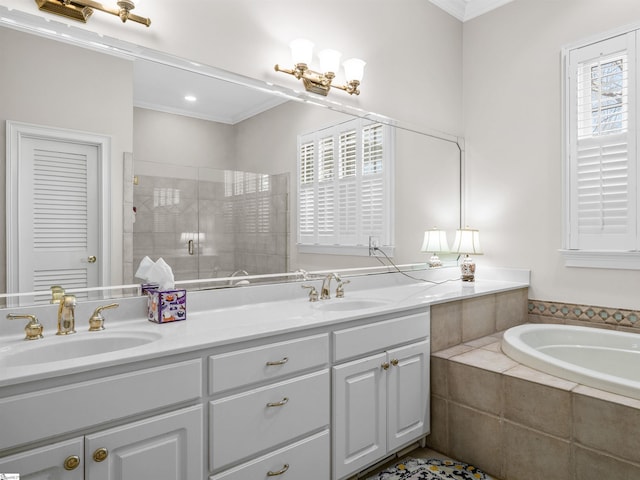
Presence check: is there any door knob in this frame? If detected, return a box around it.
[88,255,97,263]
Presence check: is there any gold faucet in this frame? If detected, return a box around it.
[321,273,340,300]
[57,295,77,335]
[89,303,119,331]
[7,313,44,340]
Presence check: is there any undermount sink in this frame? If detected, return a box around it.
[312,299,391,312]
[0,331,162,367]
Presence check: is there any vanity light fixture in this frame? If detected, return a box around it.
[274,38,365,96]
[35,0,151,27]
[452,228,482,282]
[420,228,449,268]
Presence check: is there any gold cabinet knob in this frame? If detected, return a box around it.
[267,464,290,476]
[88,255,97,263]
[381,362,390,370]
[93,447,109,462]
[64,455,81,470]
[390,358,399,366]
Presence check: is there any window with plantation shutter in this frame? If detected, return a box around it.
[563,28,640,269]
[297,118,394,255]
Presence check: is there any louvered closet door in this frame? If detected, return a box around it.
[18,136,99,296]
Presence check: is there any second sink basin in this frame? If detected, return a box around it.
[0,331,163,368]
[312,299,391,312]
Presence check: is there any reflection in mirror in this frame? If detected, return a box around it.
[0,8,462,308]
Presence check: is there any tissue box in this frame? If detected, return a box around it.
[146,288,187,323]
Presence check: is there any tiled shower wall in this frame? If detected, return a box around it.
[131,171,288,283]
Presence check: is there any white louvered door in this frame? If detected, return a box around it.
[19,136,99,297]
[6,121,110,305]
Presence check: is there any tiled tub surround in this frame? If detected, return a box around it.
[428,324,640,480]
[528,299,640,330]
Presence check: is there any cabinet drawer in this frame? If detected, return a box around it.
[210,430,329,480]
[209,369,329,471]
[0,359,202,451]
[209,333,329,394]
[333,311,429,362]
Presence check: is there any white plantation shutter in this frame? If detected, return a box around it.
[567,32,638,251]
[297,118,393,253]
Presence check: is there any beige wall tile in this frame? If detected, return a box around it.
[496,288,528,331]
[448,403,503,479]
[431,301,462,352]
[574,391,640,463]
[426,395,449,453]
[504,422,571,480]
[431,356,449,398]
[449,362,503,415]
[462,294,496,341]
[504,375,572,438]
[574,445,640,480]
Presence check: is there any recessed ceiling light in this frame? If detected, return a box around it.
[184,95,197,102]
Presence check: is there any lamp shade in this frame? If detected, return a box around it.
[420,229,449,253]
[319,49,342,74]
[343,58,366,83]
[452,228,482,255]
[289,38,314,65]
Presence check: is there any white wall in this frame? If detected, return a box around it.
[463,0,640,309]
[0,27,133,289]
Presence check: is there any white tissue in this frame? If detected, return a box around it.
[135,256,175,291]
[135,256,154,281]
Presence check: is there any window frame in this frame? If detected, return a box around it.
[561,24,640,269]
[296,118,395,256]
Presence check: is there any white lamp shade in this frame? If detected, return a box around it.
[452,229,482,255]
[289,38,314,65]
[420,229,449,253]
[319,49,342,74]
[343,58,366,82]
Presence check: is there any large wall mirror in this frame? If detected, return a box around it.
[0,8,462,307]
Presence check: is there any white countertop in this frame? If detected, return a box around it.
[0,267,529,388]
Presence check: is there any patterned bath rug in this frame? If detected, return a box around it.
[367,457,495,480]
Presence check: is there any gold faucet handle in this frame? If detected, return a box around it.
[7,313,44,340]
[89,303,119,331]
[301,284,319,302]
[336,279,351,298]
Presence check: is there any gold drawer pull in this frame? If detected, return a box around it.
[391,358,399,366]
[381,362,390,370]
[93,447,109,462]
[266,357,289,366]
[267,463,290,476]
[64,455,81,470]
[266,397,289,407]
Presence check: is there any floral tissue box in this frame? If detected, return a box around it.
[146,288,187,323]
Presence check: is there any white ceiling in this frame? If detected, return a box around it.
[428,0,515,22]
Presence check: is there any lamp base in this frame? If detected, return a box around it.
[428,254,442,268]
[460,254,476,282]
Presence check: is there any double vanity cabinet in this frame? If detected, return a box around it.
[0,303,431,480]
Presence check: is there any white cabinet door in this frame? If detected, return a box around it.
[0,438,84,480]
[387,340,430,451]
[85,405,202,480]
[332,352,386,480]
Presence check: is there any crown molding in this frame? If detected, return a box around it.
[429,0,514,22]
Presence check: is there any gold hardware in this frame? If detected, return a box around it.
[93,447,108,462]
[35,0,150,26]
[88,255,97,263]
[50,285,65,304]
[187,239,194,255]
[57,295,77,336]
[381,362,390,370]
[64,455,81,470]
[89,303,119,331]
[266,357,289,366]
[320,273,341,300]
[275,62,362,96]
[267,464,290,476]
[301,284,319,302]
[133,175,139,185]
[391,359,399,367]
[7,314,44,340]
[335,279,351,298]
[266,397,289,408]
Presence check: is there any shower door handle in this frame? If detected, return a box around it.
[188,239,194,255]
